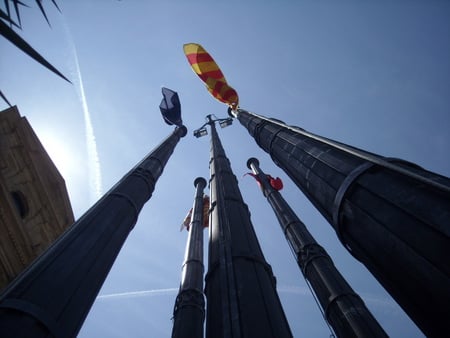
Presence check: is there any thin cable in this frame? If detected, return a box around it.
[281,234,336,338]
[304,278,336,338]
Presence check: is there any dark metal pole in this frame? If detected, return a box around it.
[172,177,207,338]
[0,126,187,338]
[233,108,450,338]
[202,115,292,338]
[247,157,387,338]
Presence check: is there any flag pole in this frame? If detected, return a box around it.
[172,177,207,338]
[0,126,187,338]
[247,157,388,337]
[232,107,450,337]
[230,109,449,193]
[194,114,293,338]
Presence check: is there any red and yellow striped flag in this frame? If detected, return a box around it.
[180,195,210,231]
[183,43,239,108]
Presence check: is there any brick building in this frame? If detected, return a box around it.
[0,106,74,290]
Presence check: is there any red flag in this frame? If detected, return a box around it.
[269,176,283,191]
[245,173,283,191]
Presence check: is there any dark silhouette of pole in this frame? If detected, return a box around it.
[195,115,292,338]
[0,126,187,338]
[247,157,387,338]
[231,108,450,338]
[172,177,207,338]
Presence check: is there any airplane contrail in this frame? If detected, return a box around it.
[95,285,398,313]
[62,18,103,204]
[96,288,179,301]
[72,49,103,202]
[95,286,309,301]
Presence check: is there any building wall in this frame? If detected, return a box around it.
[0,106,74,290]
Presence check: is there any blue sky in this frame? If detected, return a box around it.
[1,1,449,337]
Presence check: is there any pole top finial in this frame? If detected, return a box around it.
[194,177,207,188]
[177,125,188,137]
[227,107,236,118]
[247,157,259,170]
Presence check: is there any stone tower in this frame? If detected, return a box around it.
[0,106,74,290]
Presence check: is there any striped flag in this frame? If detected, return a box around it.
[180,195,210,231]
[183,43,239,108]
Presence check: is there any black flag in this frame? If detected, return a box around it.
[159,87,182,126]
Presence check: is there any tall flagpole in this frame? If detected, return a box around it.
[232,108,450,338]
[194,115,292,338]
[172,177,207,338]
[247,157,388,337]
[0,126,187,338]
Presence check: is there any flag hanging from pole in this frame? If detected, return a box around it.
[183,43,239,109]
[159,87,183,126]
[180,195,210,231]
[245,173,283,191]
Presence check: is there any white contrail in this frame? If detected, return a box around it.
[71,50,102,202]
[95,285,397,312]
[95,286,308,302]
[96,288,178,301]
[61,17,103,204]
[277,285,310,296]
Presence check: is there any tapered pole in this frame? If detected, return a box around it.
[233,107,450,338]
[200,115,292,338]
[247,157,387,337]
[0,126,187,338]
[172,177,207,338]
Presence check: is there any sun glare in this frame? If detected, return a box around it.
[38,131,76,180]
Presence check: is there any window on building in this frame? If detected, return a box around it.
[11,191,29,218]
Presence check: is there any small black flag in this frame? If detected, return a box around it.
[159,87,182,126]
